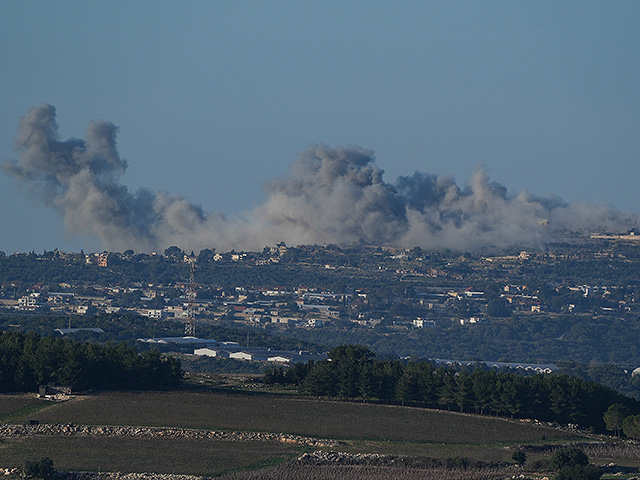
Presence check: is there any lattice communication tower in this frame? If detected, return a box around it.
[184,256,197,336]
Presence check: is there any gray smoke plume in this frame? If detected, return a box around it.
[4,104,638,252]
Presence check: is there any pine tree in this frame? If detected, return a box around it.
[603,403,629,436]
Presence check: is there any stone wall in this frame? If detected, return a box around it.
[0,423,339,447]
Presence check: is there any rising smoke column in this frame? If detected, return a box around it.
[4,104,639,253]
[254,146,639,251]
[254,145,410,246]
[395,168,639,250]
[3,104,210,251]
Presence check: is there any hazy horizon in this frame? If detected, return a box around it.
[2,2,639,253]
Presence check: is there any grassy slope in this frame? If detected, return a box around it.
[0,394,50,422]
[12,391,577,444]
[0,391,587,476]
[0,436,298,477]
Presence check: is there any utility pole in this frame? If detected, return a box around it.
[184,256,197,336]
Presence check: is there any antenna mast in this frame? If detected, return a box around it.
[184,256,197,336]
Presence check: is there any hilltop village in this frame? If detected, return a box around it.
[2,233,640,368]
[2,234,640,327]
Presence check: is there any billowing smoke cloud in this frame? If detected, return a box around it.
[4,104,638,253]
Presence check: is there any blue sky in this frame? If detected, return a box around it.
[1,1,639,253]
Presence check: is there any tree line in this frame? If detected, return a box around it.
[0,331,182,392]
[264,345,638,432]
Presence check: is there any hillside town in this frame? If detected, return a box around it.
[2,234,640,333]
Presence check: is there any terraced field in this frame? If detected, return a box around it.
[0,391,625,478]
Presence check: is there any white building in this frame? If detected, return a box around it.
[413,318,435,328]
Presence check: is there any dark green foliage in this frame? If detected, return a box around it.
[549,447,589,469]
[454,370,473,413]
[549,447,601,480]
[622,413,640,439]
[556,362,640,400]
[511,449,526,465]
[265,344,639,432]
[554,464,602,480]
[297,345,375,398]
[0,331,182,392]
[394,362,423,404]
[486,297,511,317]
[603,403,629,436]
[263,362,314,386]
[23,457,54,480]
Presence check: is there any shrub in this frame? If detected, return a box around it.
[511,448,527,465]
[23,457,54,480]
[555,464,602,480]
[549,447,601,480]
[549,447,588,470]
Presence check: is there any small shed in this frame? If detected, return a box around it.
[38,384,72,397]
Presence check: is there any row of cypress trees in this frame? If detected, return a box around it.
[264,345,638,432]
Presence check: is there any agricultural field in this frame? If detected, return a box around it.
[0,394,49,422]
[217,462,512,480]
[0,436,298,477]
[12,391,577,444]
[0,390,636,479]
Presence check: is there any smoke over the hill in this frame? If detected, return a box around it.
[4,104,638,253]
